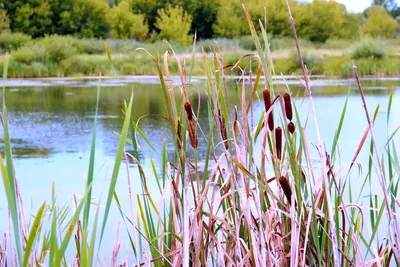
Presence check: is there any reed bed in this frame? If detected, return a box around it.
[0,3,399,267]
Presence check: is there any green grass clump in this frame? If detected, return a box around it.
[0,32,32,52]
[352,38,387,59]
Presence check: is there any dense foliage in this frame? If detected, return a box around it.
[0,0,398,44]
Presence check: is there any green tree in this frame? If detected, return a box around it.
[362,5,397,38]
[155,5,193,46]
[191,0,219,39]
[214,0,297,38]
[0,6,9,33]
[11,0,53,37]
[372,0,400,17]
[107,0,148,39]
[295,0,359,42]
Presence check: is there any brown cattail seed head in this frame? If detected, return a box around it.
[176,119,182,149]
[283,93,293,121]
[184,101,193,121]
[275,127,282,160]
[279,176,292,205]
[233,107,239,139]
[218,109,229,149]
[263,90,274,131]
[187,120,198,149]
[288,122,295,134]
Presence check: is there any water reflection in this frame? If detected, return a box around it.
[0,77,398,160]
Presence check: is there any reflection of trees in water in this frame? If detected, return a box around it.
[0,138,54,158]
[2,79,397,160]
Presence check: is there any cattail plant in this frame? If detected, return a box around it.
[218,109,229,149]
[184,101,198,149]
[233,106,239,139]
[176,119,182,149]
[288,121,295,134]
[275,127,282,160]
[283,93,293,121]
[278,176,292,205]
[263,89,274,131]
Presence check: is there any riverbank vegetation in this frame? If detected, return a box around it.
[0,0,400,77]
[0,2,399,266]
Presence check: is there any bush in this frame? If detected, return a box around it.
[287,49,323,73]
[155,6,193,47]
[362,6,397,38]
[238,36,256,50]
[74,39,105,55]
[107,1,148,40]
[11,46,44,64]
[352,39,387,59]
[34,36,79,62]
[0,32,32,52]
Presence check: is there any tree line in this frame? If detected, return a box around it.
[0,0,398,45]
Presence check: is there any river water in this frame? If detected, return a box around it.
[0,76,399,262]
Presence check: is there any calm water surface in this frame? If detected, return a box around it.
[0,76,399,261]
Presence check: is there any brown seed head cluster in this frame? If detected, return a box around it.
[275,127,282,160]
[184,101,198,149]
[279,176,292,205]
[283,93,295,134]
[263,90,274,131]
[184,101,193,121]
[218,109,229,149]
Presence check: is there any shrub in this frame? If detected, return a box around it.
[352,39,387,59]
[0,32,32,52]
[362,6,397,38]
[270,37,314,51]
[107,1,148,40]
[288,49,323,73]
[155,6,193,47]
[10,46,44,64]
[238,36,256,50]
[74,39,105,55]
[33,36,79,62]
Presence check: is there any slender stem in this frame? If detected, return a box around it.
[352,62,400,260]
[285,1,340,266]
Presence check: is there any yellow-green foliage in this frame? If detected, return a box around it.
[296,0,361,41]
[362,6,397,38]
[215,0,360,42]
[107,1,148,40]
[0,7,9,33]
[214,0,291,37]
[0,32,31,51]
[155,5,193,46]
